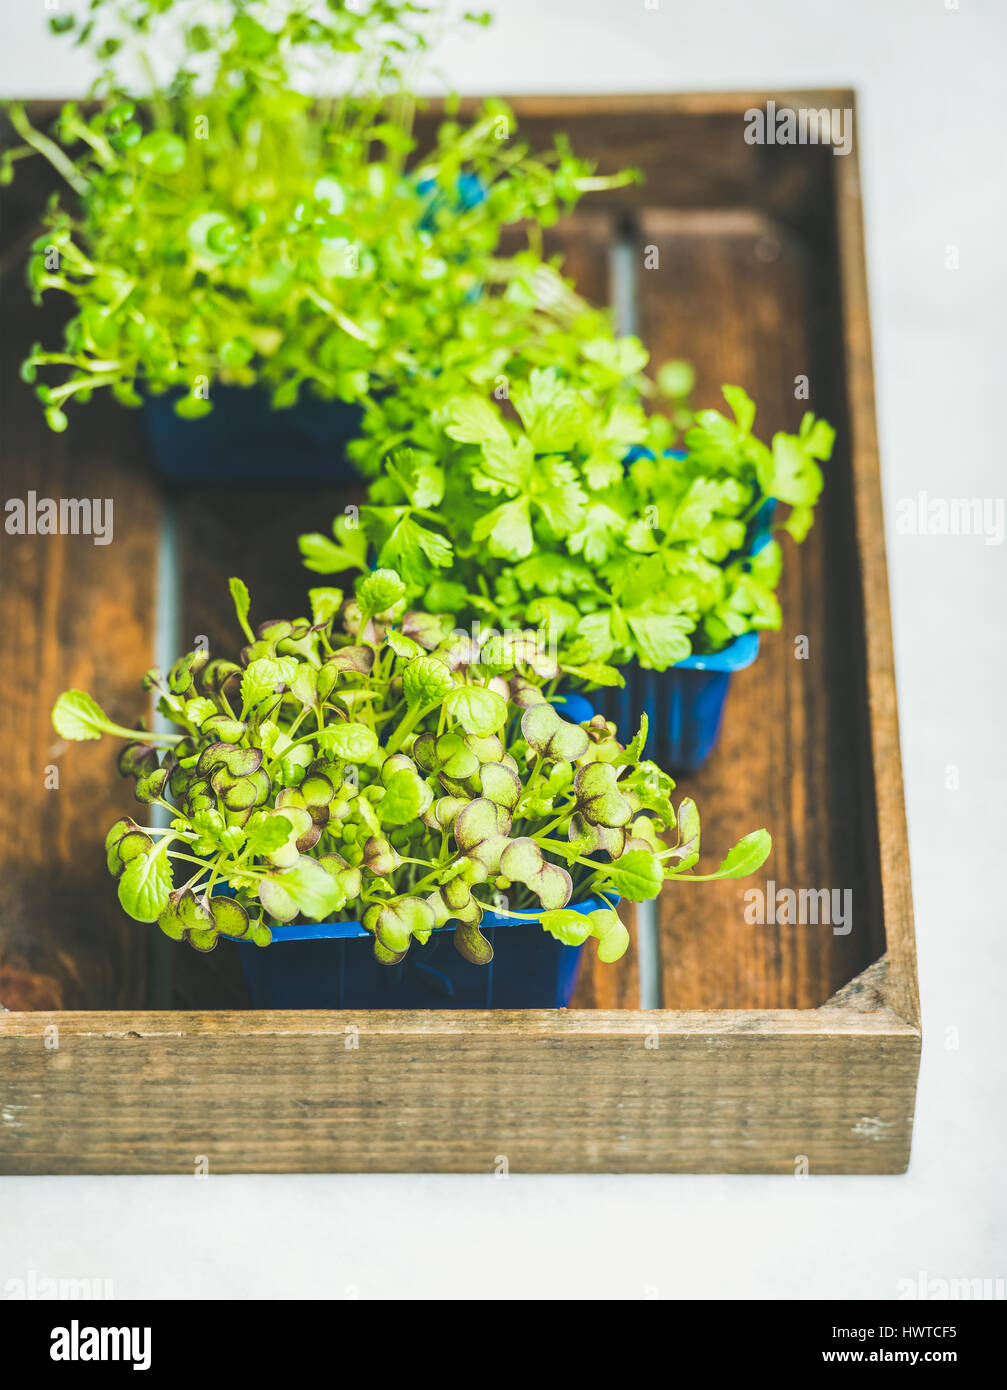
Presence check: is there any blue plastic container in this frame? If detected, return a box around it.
[550,690,595,724]
[417,171,486,222]
[140,385,363,485]
[600,630,762,775]
[141,175,487,484]
[235,894,616,1010]
[602,448,777,774]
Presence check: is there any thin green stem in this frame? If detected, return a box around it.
[6,104,91,196]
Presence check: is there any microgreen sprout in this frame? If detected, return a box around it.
[53,569,771,965]
[314,352,835,672]
[5,0,638,433]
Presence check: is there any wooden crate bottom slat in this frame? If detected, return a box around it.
[0,1008,920,1175]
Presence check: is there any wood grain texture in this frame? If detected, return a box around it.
[0,240,155,1012]
[0,1008,918,1175]
[412,91,850,234]
[831,116,920,1031]
[633,206,882,1009]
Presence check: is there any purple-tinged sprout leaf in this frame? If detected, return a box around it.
[199,713,247,744]
[105,818,152,877]
[442,875,473,912]
[180,778,215,817]
[584,715,621,749]
[479,762,521,815]
[134,766,169,805]
[412,732,438,772]
[521,703,590,762]
[440,634,479,670]
[168,650,208,696]
[199,659,243,697]
[568,813,626,859]
[373,939,407,966]
[118,740,159,780]
[402,610,453,651]
[361,836,402,876]
[318,853,362,901]
[453,798,511,878]
[435,732,479,781]
[380,753,416,783]
[453,921,493,965]
[197,742,263,779]
[111,829,159,877]
[158,886,212,944]
[245,767,271,807]
[324,644,375,676]
[627,814,662,854]
[574,762,633,828]
[363,898,434,954]
[508,675,548,709]
[299,773,335,815]
[536,862,574,910]
[421,795,467,831]
[207,894,250,940]
[257,619,293,643]
[500,837,573,910]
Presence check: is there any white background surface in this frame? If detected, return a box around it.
[1,0,1005,1301]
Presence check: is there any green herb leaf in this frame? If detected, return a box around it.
[53,690,138,742]
[229,577,254,643]
[117,847,173,923]
[605,849,664,902]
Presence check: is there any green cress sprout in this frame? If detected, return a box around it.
[4,1,637,432]
[51,570,771,965]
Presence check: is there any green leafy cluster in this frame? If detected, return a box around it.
[5,0,635,430]
[51,569,771,966]
[310,348,836,669]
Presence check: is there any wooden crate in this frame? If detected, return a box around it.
[0,91,919,1174]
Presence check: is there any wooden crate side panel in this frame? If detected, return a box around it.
[633,205,881,1010]
[412,91,851,231]
[0,1010,919,1175]
[0,236,156,1012]
[832,110,920,1030]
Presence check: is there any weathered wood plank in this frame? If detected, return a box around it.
[0,1008,919,1175]
[632,206,882,1010]
[0,246,155,1011]
[831,119,920,1031]
[413,91,850,233]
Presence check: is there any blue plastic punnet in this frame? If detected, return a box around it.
[141,175,487,483]
[227,693,604,1009]
[140,385,363,484]
[599,449,777,773]
[235,893,618,1010]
